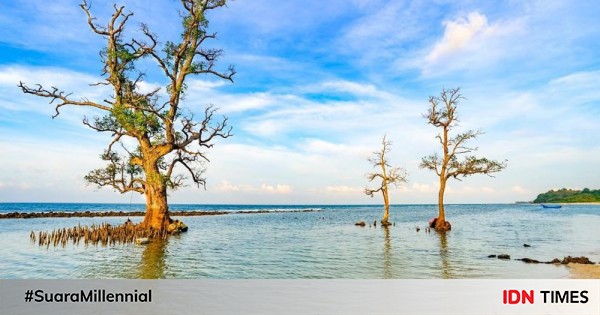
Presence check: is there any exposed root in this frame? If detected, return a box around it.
[31,220,171,247]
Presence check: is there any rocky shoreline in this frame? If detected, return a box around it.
[488,254,596,265]
[0,209,320,219]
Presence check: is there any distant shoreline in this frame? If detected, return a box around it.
[0,209,321,219]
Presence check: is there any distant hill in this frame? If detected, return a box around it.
[533,188,600,203]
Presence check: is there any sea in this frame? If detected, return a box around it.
[0,203,598,279]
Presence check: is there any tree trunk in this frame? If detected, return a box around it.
[139,160,172,231]
[435,125,451,231]
[436,176,448,230]
[380,151,390,226]
[141,181,171,231]
[382,187,390,225]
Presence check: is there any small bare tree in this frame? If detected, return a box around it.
[365,135,407,226]
[420,88,506,231]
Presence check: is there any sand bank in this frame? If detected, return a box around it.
[568,264,600,279]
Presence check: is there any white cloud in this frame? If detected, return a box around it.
[411,182,437,194]
[260,184,293,194]
[215,180,241,192]
[427,12,490,64]
[307,80,393,99]
[215,181,292,194]
[187,80,227,91]
[325,185,363,194]
[546,71,600,106]
[338,1,428,62]
[416,11,523,76]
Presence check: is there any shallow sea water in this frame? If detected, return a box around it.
[0,203,598,279]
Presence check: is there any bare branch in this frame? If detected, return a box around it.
[18,82,111,118]
[364,187,382,197]
[80,1,109,35]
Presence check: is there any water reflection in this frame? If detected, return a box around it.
[138,239,168,279]
[382,226,392,278]
[437,231,453,279]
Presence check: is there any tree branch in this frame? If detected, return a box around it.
[18,82,111,118]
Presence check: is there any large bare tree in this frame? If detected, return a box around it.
[420,88,506,231]
[365,135,407,226]
[18,0,234,233]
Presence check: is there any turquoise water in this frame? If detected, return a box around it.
[0,203,598,279]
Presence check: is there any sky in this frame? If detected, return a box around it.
[0,0,599,204]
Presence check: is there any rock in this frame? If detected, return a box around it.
[549,258,561,264]
[488,255,497,258]
[427,218,452,231]
[416,227,420,232]
[561,256,594,265]
[438,220,452,231]
[355,221,366,227]
[135,237,150,245]
[428,217,437,228]
[517,258,540,264]
[373,221,377,227]
[523,244,531,247]
[498,254,511,260]
[167,220,188,234]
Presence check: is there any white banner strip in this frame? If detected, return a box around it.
[1,279,598,315]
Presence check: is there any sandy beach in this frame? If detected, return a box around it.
[568,264,600,279]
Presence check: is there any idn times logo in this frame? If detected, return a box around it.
[503,290,589,304]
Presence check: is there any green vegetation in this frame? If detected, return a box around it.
[533,188,600,203]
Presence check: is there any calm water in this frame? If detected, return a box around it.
[0,203,598,279]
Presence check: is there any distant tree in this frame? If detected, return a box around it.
[533,188,600,203]
[18,0,234,233]
[365,135,407,226]
[420,88,506,231]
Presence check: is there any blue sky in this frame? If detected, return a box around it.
[0,0,599,204]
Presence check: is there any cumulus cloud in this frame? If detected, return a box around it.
[260,184,292,194]
[427,12,491,64]
[215,180,241,192]
[418,11,522,75]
